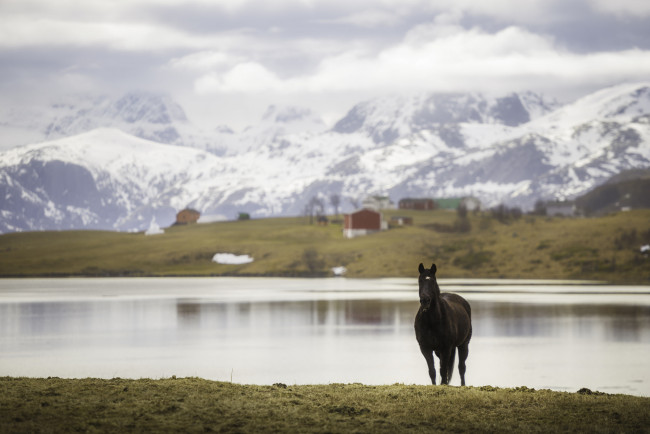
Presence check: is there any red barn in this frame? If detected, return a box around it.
[175,208,201,225]
[398,198,436,210]
[343,209,386,238]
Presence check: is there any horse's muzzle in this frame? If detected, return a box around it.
[420,297,431,311]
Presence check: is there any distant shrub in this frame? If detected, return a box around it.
[453,249,494,270]
[550,245,598,261]
[614,229,638,250]
[425,223,454,233]
[532,200,547,216]
[425,217,471,233]
[302,248,325,275]
[490,204,523,224]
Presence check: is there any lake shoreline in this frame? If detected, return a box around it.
[2,272,650,286]
[1,377,648,433]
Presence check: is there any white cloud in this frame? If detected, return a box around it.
[169,51,241,72]
[588,0,650,17]
[195,62,285,93]
[193,24,650,98]
[0,17,211,51]
[319,8,403,28]
[1,0,649,129]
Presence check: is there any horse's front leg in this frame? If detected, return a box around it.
[420,346,436,385]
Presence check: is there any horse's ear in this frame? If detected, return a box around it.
[430,263,437,274]
[418,263,425,273]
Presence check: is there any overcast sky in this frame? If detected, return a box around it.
[1,0,650,129]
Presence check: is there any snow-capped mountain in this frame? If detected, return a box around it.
[202,105,328,156]
[0,129,227,232]
[1,83,649,233]
[332,91,559,144]
[0,91,216,151]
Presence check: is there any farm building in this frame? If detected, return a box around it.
[175,208,201,225]
[434,198,462,209]
[399,198,436,210]
[433,197,482,211]
[343,208,387,238]
[362,195,395,211]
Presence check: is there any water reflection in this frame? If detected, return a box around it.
[474,302,650,342]
[174,298,650,342]
[0,278,649,396]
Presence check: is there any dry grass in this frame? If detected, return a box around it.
[1,377,648,433]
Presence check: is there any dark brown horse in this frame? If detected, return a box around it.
[414,263,472,385]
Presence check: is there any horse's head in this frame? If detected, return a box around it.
[418,263,440,311]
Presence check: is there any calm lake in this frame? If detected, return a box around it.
[1,278,649,396]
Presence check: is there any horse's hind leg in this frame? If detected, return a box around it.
[420,346,436,385]
[440,347,455,385]
[458,341,469,386]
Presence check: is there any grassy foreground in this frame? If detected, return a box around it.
[1,378,648,433]
[1,209,649,281]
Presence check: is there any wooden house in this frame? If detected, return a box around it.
[175,208,201,225]
[362,195,395,210]
[343,208,387,238]
[398,198,436,210]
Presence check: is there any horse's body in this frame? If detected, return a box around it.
[414,263,472,385]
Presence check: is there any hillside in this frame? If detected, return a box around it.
[1,210,648,282]
[575,169,650,215]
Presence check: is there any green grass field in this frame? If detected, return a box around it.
[1,378,648,433]
[1,209,649,281]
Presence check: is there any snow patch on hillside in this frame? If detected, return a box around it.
[212,253,254,265]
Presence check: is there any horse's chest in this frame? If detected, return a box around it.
[415,317,446,349]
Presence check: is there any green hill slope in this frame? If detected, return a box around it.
[1,210,649,282]
[575,169,650,216]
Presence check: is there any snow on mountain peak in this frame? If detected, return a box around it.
[262,105,318,124]
[105,91,188,125]
[3,128,207,173]
[332,91,557,144]
[0,91,197,151]
[537,82,650,128]
[259,104,327,134]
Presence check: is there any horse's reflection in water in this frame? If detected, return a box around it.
[414,263,472,385]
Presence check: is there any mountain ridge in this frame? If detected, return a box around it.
[1,83,649,233]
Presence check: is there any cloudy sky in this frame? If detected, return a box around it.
[1,0,650,129]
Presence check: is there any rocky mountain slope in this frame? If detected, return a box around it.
[0,83,649,233]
